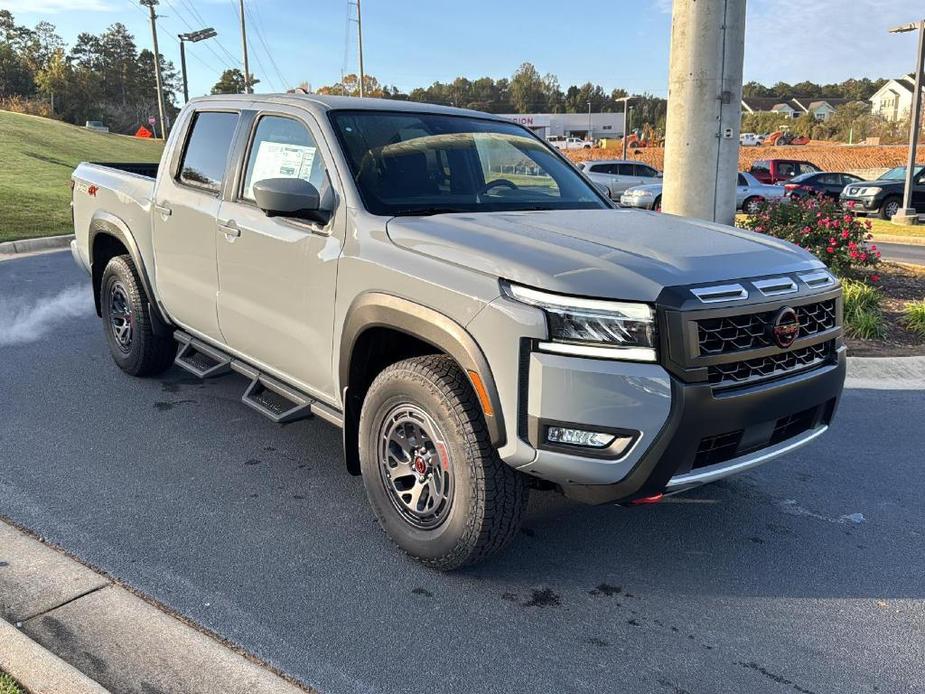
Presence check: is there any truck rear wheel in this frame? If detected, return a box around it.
[358,355,528,570]
[100,255,174,377]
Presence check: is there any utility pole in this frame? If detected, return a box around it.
[238,0,252,94]
[140,0,167,139]
[662,0,746,225]
[356,0,365,97]
[889,19,925,225]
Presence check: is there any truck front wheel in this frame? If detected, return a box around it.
[100,255,174,377]
[358,355,528,570]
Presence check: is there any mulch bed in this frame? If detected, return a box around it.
[846,262,925,357]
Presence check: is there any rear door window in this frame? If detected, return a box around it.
[178,111,240,193]
[616,163,635,176]
[737,174,748,186]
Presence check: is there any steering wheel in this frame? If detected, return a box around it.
[480,178,519,195]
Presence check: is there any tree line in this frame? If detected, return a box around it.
[0,10,897,138]
[0,11,182,134]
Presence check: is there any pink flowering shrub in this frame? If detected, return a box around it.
[738,194,881,280]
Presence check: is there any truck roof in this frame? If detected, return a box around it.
[186,92,504,120]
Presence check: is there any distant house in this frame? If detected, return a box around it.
[741,96,855,122]
[869,74,917,122]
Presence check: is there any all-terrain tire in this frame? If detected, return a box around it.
[100,255,174,377]
[358,355,528,570]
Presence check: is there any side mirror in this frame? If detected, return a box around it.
[253,178,329,224]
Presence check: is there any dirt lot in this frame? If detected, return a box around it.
[566,143,912,177]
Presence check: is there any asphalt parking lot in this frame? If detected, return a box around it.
[2,251,923,694]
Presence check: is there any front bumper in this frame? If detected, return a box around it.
[619,193,655,209]
[520,347,845,504]
[840,195,880,214]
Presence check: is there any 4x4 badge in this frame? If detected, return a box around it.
[770,306,800,348]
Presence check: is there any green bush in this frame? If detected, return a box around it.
[738,195,881,278]
[903,300,925,337]
[842,279,886,340]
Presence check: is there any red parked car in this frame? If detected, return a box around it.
[749,159,821,184]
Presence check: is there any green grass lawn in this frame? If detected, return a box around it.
[0,671,25,694]
[0,110,163,243]
[866,216,925,239]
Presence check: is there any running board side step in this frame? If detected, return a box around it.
[234,362,313,424]
[174,333,232,378]
[170,331,344,427]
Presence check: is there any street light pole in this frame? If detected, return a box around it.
[178,39,188,103]
[889,19,925,225]
[616,96,633,159]
[140,0,167,140]
[587,100,592,142]
[178,29,217,104]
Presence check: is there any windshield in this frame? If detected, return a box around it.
[881,165,924,181]
[328,110,608,216]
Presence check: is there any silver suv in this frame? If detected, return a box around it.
[579,159,662,199]
[71,95,846,570]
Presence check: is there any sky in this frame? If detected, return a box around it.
[2,0,923,102]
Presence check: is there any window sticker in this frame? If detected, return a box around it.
[246,141,317,199]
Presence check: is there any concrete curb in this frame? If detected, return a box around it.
[0,234,73,256]
[0,618,110,694]
[0,519,313,694]
[870,233,925,246]
[846,355,925,390]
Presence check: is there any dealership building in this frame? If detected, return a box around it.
[499,112,626,141]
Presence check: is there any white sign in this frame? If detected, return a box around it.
[245,141,317,199]
[501,114,552,128]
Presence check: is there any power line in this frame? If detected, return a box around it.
[244,0,287,91]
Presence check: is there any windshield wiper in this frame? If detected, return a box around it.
[391,207,469,217]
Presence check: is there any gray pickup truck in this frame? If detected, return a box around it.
[71,94,846,569]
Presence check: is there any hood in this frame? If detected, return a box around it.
[387,208,824,302]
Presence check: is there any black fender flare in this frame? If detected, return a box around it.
[340,292,506,448]
[88,211,172,334]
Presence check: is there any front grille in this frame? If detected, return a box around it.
[693,431,743,468]
[708,340,835,387]
[770,406,818,446]
[697,299,836,356]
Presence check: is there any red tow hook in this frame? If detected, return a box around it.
[629,493,663,506]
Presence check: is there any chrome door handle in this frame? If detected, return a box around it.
[154,203,172,217]
[217,220,241,238]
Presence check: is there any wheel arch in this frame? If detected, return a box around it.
[339,293,506,474]
[89,212,171,335]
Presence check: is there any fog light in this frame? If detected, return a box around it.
[547,427,615,448]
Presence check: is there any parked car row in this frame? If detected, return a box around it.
[618,172,787,213]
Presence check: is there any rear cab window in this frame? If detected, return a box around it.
[751,160,769,174]
[178,111,240,193]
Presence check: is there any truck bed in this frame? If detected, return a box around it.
[90,162,159,179]
[71,161,159,277]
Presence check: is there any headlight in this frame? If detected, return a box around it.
[629,189,650,197]
[501,281,657,362]
[856,187,881,196]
